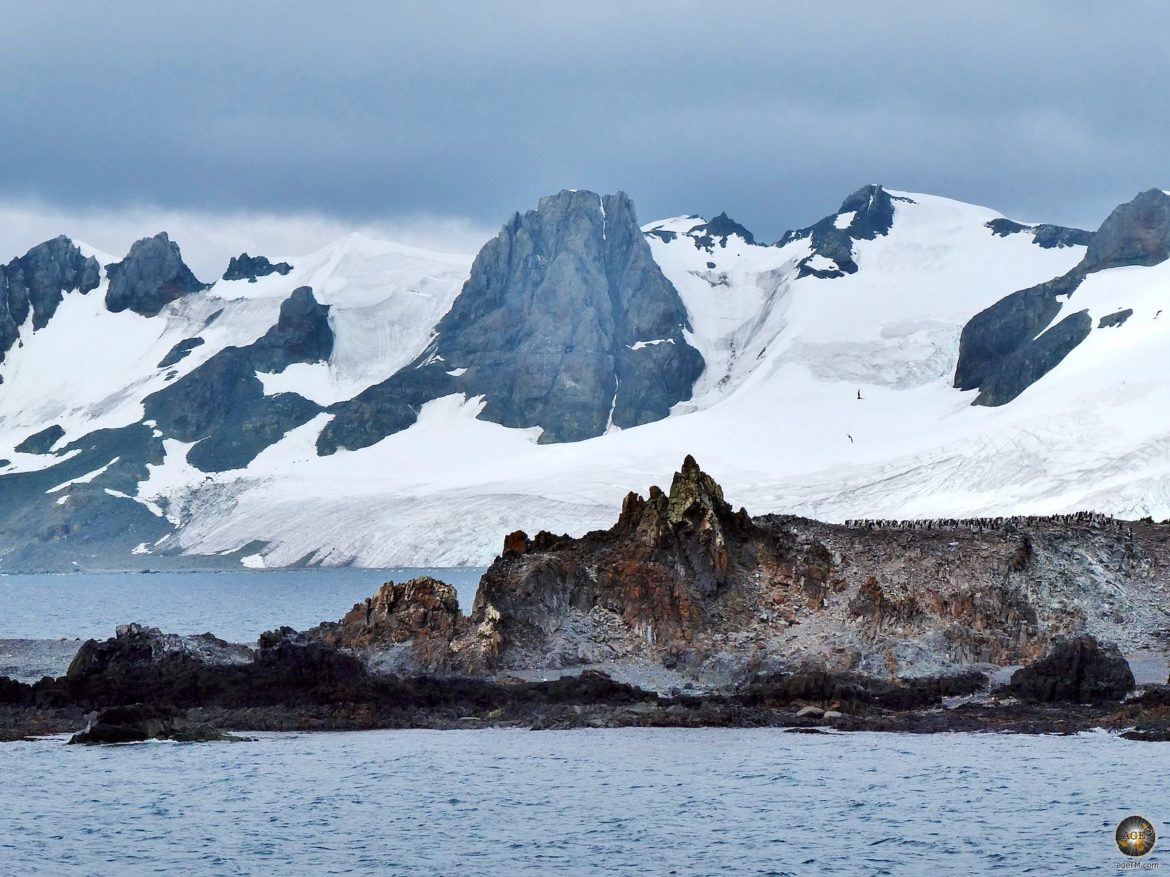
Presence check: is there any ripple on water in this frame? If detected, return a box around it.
[0,728,1163,876]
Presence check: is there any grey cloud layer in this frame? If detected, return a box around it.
[2,0,1167,242]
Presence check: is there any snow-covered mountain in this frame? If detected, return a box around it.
[1,183,1168,570]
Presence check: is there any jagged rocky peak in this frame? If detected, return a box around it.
[436,188,704,442]
[686,212,757,250]
[1083,188,1170,271]
[835,183,905,240]
[251,286,332,372]
[105,232,209,317]
[317,188,705,452]
[222,252,293,283]
[776,183,913,279]
[0,235,100,359]
[666,453,735,526]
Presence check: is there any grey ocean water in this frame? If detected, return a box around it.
[0,569,485,642]
[0,728,1163,876]
[1,574,1164,874]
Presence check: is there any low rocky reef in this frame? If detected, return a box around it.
[3,457,1169,743]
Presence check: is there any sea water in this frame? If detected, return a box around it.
[0,727,1162,875]
[0,569,485,643]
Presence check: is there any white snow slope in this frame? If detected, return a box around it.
[5,191,1168,567]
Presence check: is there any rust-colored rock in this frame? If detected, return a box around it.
[502,530,529,556]
[325,577,465,673]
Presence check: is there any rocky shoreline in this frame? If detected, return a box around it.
[3,457,1169,743]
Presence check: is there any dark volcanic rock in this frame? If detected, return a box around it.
[985,218,1093,249]
[1083,189,1170,270]
[251,286,333,372]
[314,577,466,673]
[157,336,205,368]
[686,212,757,250]
[429,189,703,441]
[14,424,64,455]
[778,184,914,278]
[105,233,209,317]
[740,668,988,711]
[68,703,237,744]
[972,309,1092,406]
[956,189,1170,405]
[1009,634,1135,703]
[1098,308,1133,329]
[954,272,1082,393]
[222,253,293,283]
[144,287,330,472]
[320,189,704,451]
[316,367,455,456]
[0,236,100,360]
[0,424,173,570]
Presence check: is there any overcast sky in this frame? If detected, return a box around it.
[2,1,1168,276]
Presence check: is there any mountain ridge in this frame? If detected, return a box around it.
[0,183,1165,569]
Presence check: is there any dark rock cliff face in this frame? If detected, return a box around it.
[1009,635,1135,703]
[144,286,331,472]
[226,457,1159,694]
[777,184,913,278]
[222,253,293,283]
[956,189,1170,405]
[1084,189,1170,270]
[0,236,100,360]
[985,218,1093,249]
[448,457,1089,680]
[105,233,209,317]
[0,424,172,570]
[14,425,64,455]
[319,189,705,452]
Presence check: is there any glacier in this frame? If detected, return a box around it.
[2,184,1169,569]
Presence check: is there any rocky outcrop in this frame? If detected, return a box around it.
[777,185,914,278]
[157,336,204,368]
[1098,308,1133,329]
[104,233,209,317]
[451,456,1082,683]
[250,286,333,371]
[1009,634,1135,703]
[0,236,100,360]
[143,286,330,472]
[222,253,293,283]
[985,218,1093,249]
[1083,189,1170,270]
[319,189,705,451]
[685,212,757,250]
[14,425,64,455]
[970,309,1092,406]
[314,577,466,673]
[0,469,1167,736]
[68,703,238,744]
[956,189,1170,405]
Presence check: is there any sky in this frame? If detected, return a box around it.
[2,0,1168,277]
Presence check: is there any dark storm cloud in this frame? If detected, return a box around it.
[2,0,1168,243]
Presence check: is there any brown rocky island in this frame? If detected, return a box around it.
[3,457,1169,743]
